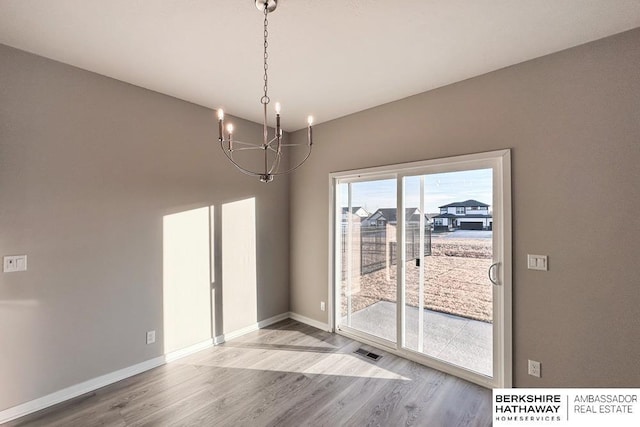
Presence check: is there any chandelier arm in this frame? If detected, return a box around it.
[265,136,279,147]
[227,140,263,148]
[268,152,282,175]
[269,145,313,176]
[219,141,263,178]
[228,147,265,152]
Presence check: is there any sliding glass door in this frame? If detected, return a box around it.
[332,150,511,388]
[337,177,397,345]
[402,170,493,377]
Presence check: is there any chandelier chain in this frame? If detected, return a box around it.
[261,6,269,105]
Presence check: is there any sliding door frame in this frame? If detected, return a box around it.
[329,149,512,389]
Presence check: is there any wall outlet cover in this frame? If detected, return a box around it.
[528,359,541,377]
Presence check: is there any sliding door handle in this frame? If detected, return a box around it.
[489,262,500,286]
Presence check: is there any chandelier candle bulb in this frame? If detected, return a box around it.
[217,109,224,141]
[275,103,281,138]
[226,123,233,150]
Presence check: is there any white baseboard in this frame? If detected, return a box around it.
[259,312,290,328]
[0,311,316,424]
[222,322,260,342]
[0,356,165,424]
[164,339,214,363]
[288,311,331,332]
[217,312,290,343]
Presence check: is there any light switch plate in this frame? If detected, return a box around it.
[527,254,548,271]
[3,255,27,273]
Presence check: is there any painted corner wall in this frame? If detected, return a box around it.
[0,43,289,411]
[289,28,640,387]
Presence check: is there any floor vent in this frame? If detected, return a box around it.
[354,348,382,361]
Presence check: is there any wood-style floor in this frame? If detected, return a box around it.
[7,319,492,426]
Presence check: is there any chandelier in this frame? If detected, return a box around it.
[217,0,313,183]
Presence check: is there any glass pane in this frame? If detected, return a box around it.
[404,169,493,376]
[338,178,397,343]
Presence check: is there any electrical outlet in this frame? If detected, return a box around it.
[528,359,541,377]
[146,330,156,345]
[320,301,326,311]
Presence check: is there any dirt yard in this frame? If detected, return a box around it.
[341,235,493,323]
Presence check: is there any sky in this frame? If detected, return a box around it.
[338,168,492,214]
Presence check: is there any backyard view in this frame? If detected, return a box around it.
[338,169,494,376]
[343,230,492,323]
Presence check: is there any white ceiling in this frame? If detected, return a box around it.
[1,0,640,131]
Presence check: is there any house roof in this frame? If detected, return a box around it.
[434,213,492,219]
[439,199,489,208]
[341,206,364,214]
[370,208,427,223]
[434,213,458,218]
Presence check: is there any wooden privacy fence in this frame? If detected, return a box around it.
[341,224,431,276]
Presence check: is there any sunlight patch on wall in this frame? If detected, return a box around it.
[163,206,212,354]
[222,197,258,333]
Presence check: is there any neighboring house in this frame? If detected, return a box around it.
[433,199,492,231]
[363,208,429,227]
[340,206,369,223]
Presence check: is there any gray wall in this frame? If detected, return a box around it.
[0,44,290,410]
[289,29,640,387]
[2,27,639,412]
